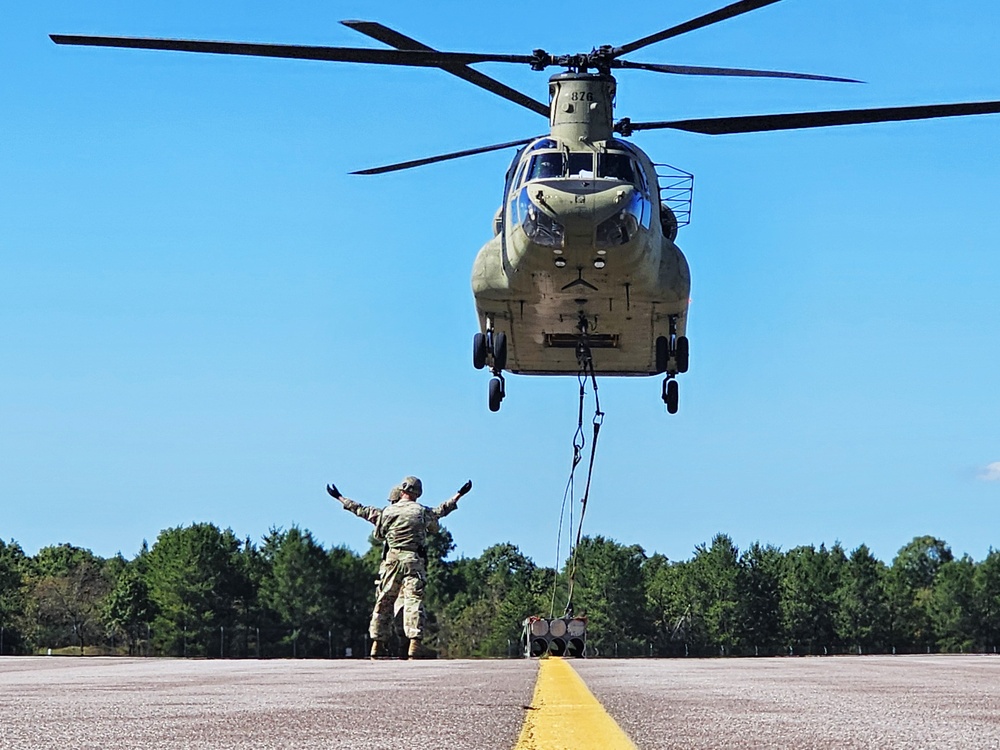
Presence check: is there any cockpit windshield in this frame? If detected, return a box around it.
[527,152,564,180]
[567,153,594,178]
[597,152,636,183]
[525,151,597,181]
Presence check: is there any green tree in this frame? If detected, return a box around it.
[887,535,953,651]
[780,544,845,654]
[30,545,110,654]
[0,540,28,654]
[567,536,649,656]
[104,563,155,655]
[144,523,247,656]
[326,544,372,657]
[260,526,335,657]
[737,542,784,655]
[684,534,742,655]
[928,555,976,652]
[973,549,1000,650]
[438,543,549,657]
[643,553,698,655]
[835,544,889,653]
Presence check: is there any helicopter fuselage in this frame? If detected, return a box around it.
[472,73,690,376]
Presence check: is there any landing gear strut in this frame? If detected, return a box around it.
[656,316,689,414]
[474,317,507,412]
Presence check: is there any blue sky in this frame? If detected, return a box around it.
[3,0,999,568]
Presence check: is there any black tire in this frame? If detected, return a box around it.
[660,203,679,241]
[666,379,679,414]
[492,331,508,371]
[655,336,669,374]
[675,336,690,374]
[488,378,503,412]
[473,332,487,370]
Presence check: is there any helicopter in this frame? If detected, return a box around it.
[51,0,1000,414]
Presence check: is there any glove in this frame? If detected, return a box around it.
[457,480,473,497]
[326,483,342,500]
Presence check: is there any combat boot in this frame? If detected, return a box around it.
[370,640,388,660]
[407,638,437,660]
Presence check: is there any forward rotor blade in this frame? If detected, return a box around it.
[617,100,1000,136]
[613,0,785,58]
[351,137,538,175]
[50,34,534,68]
[342,21,549,117]
[613,59,860,83]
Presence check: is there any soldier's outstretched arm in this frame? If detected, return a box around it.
[327,483,381,524]
[432,480,473,518]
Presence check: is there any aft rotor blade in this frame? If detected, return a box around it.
[617,100,1000,135]
[351,137,539,175]
[50,34,535,68]
[613,59,861,83]
[613,0,785,58]
[341,21,549,117]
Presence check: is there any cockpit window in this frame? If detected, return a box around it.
[567,153,594,178]
[524,150,597,181]
[527,152,565,180]
[527,138,558,152]
[597,152,635,183]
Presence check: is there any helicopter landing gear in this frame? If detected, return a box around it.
[492,330,507,371]
[658,317,688,413]
[476,319,507,411]
[488,376,505,412]
[662,375,679,414]
[675,335,689,374]
[473,332,487,370]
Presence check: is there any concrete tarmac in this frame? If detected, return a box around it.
[575,655,1000,749]
[1,655,998,749]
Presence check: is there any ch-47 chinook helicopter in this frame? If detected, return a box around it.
[51,0,1000,413]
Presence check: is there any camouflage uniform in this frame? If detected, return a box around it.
[332,477,470,655]
[367,494,460,641]
[341,487,402,614]
[341,485,401,525]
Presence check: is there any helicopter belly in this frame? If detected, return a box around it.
[472,235,690,375]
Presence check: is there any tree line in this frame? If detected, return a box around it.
[0,525,997,658]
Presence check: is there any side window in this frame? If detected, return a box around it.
[510,160,528,196]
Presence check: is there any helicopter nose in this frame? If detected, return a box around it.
[530,186,595,235]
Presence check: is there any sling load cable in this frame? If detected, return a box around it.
[548,375,583,619]
[548,315,605,619]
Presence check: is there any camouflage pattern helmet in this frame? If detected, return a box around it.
[399,476,423,499]
[388,486,402,503]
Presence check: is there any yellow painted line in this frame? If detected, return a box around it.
[514,657,637,750]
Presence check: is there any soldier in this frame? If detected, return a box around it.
[327,475,472,659]
[336,484,404,624]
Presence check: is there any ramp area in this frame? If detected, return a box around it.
[0,657,535,750]
[574,655,1000,749]
[2,655,999,748]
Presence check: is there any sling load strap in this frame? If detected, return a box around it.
[549,368,586,619]
[562,343,604,618]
